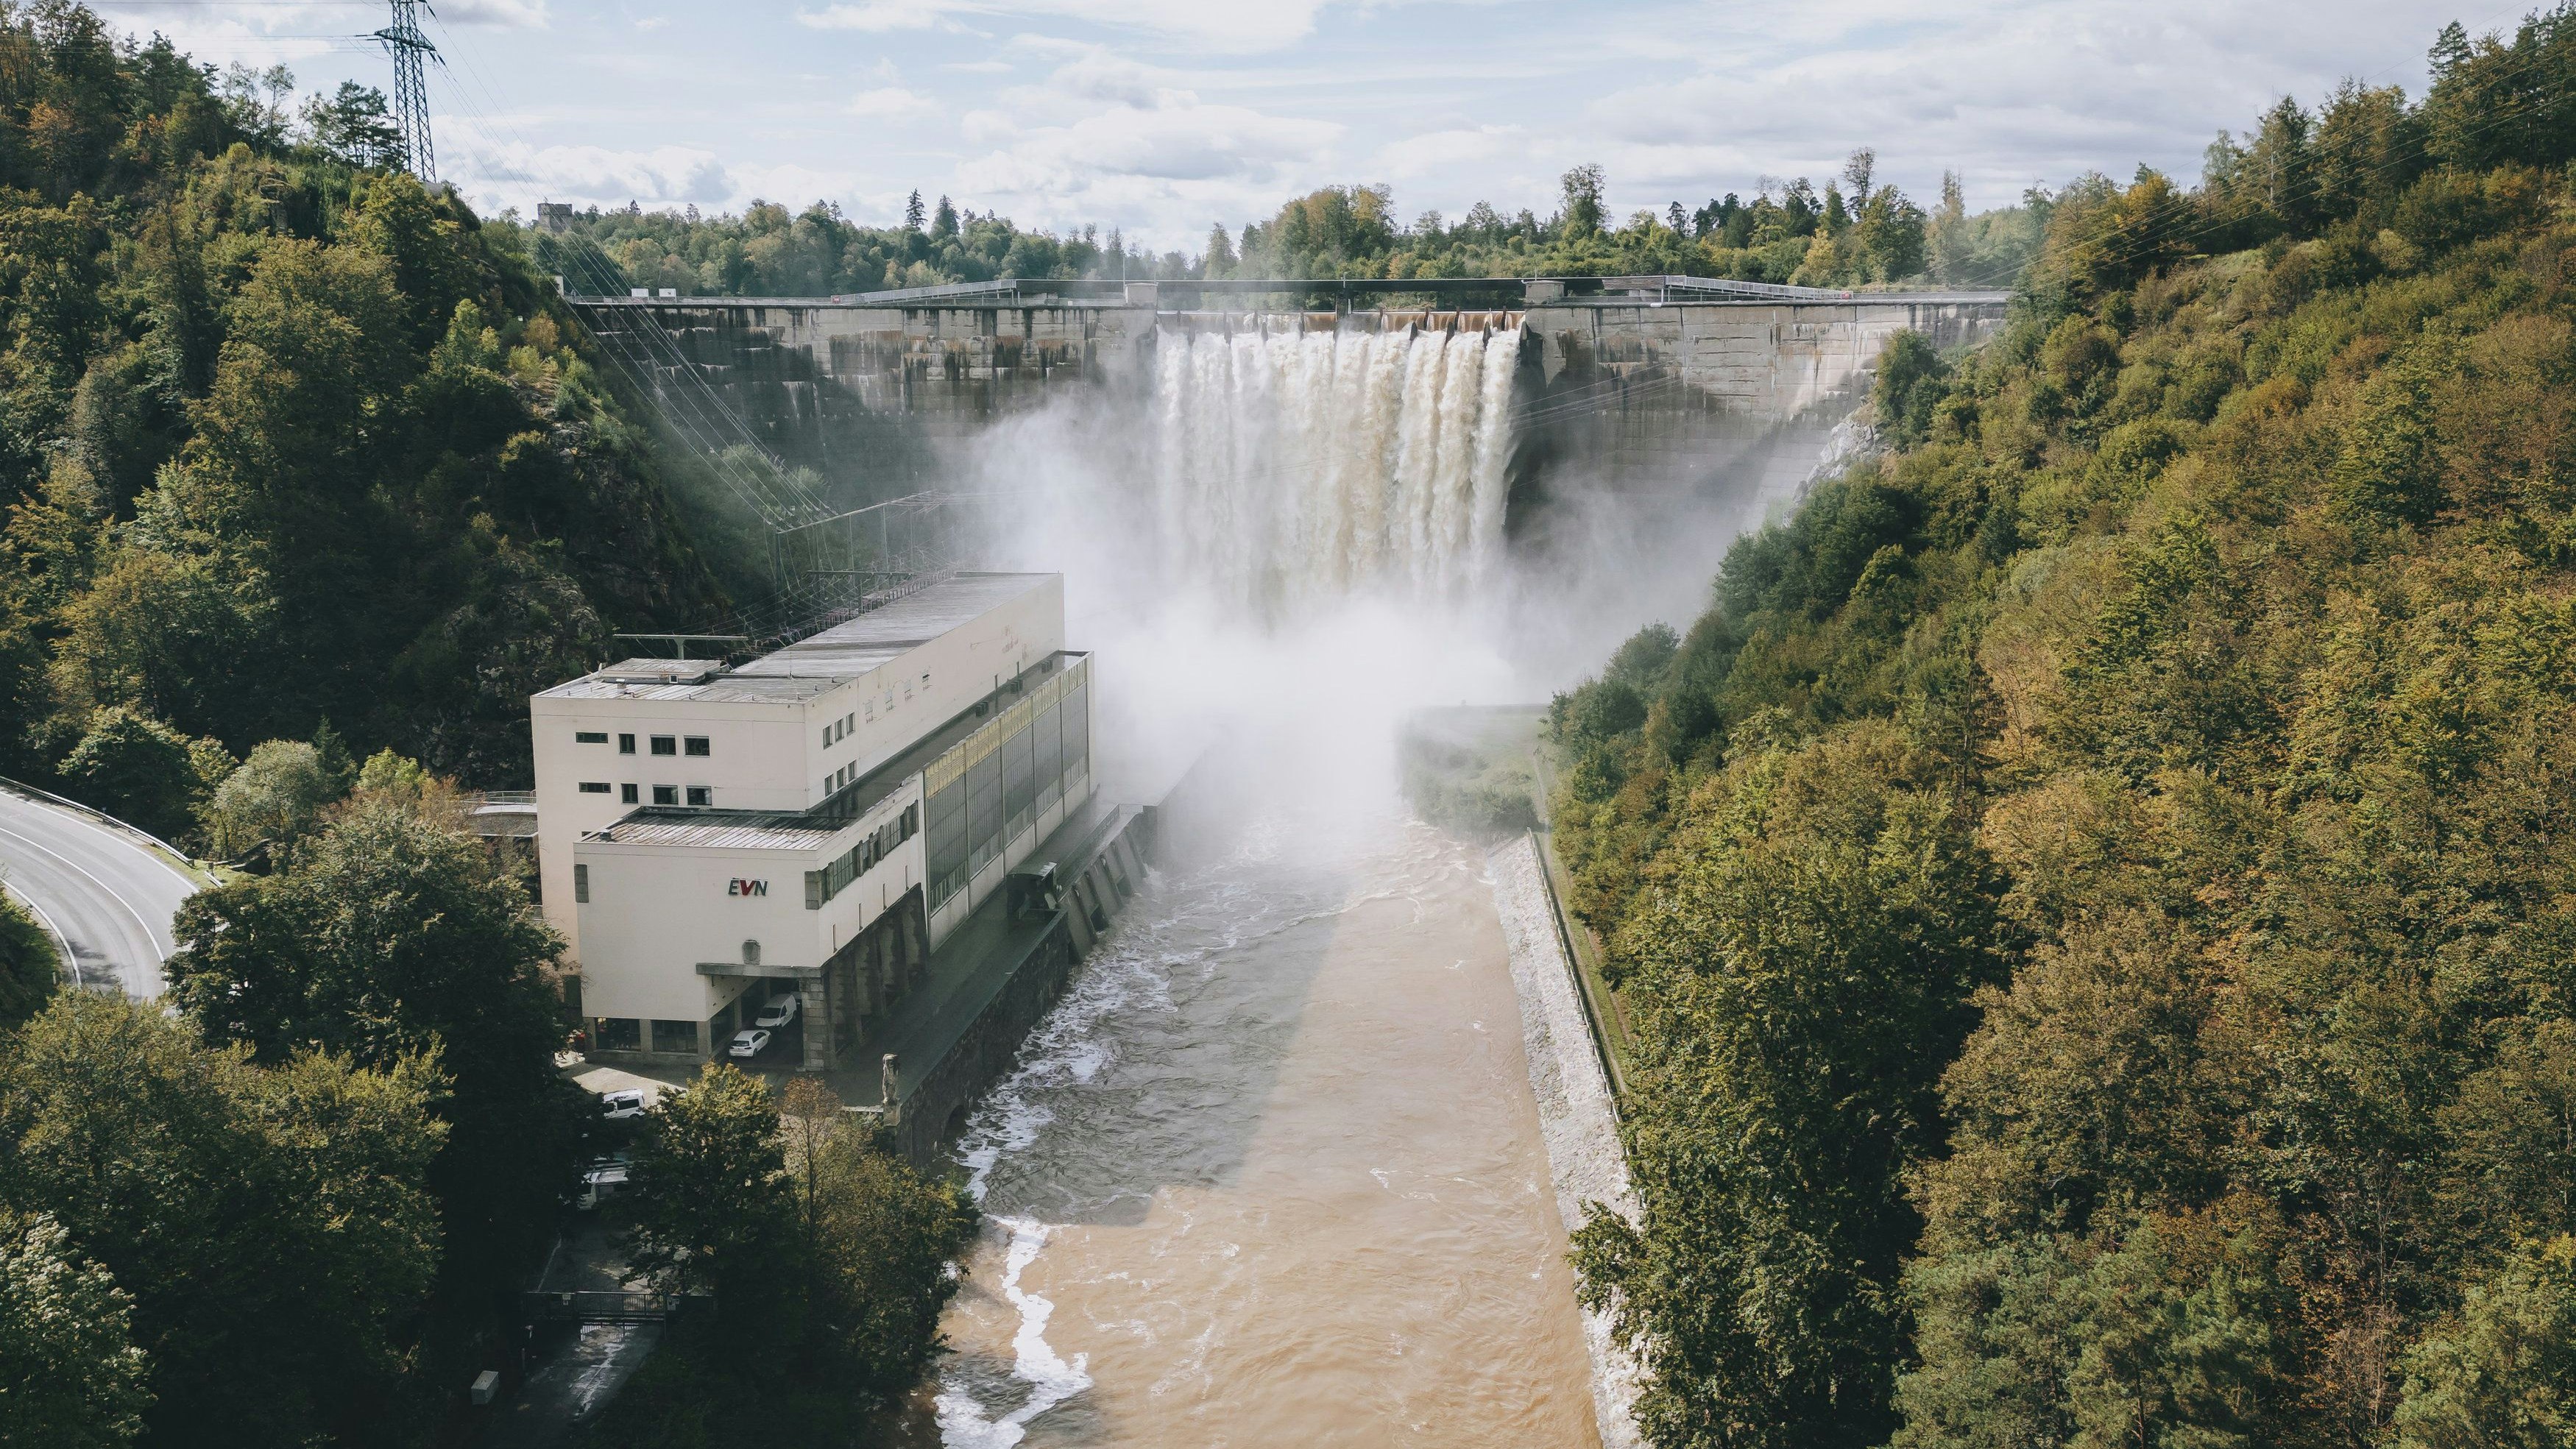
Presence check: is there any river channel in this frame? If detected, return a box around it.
[925,800,1602,1447]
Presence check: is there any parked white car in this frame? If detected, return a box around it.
[599,1089,645,1119]
[753,993,800,1030]
[727,1028,771,1058]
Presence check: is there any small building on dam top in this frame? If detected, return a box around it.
[530,573,1158,1155]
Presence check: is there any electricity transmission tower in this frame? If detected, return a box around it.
[372,0,438,180]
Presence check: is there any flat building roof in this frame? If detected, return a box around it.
[735,573,1054,679]
[536,572,1056,706]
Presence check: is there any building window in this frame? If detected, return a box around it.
[574,864,590,903]
[686,787,711,807]
[618,733,636,754]
[650,1019,699,1054]
[653,785,678,806]
[596,1017,640,1051]
[684,736,710,757]
[650,736,677,756]
[620,783,638,804]
[578,782,610,794]
[576,730,608,744]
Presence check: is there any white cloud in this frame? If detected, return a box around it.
[974,102,1334,185]
[635,15,670,29]
[1046,50,1172,107]
[797,0,1331,51]
[960,108,1021,144]
[436,0,550,26]
[445,138,736,206]
[1368,124,1525,181]
[846,86,938,120]
[796,1,972,33]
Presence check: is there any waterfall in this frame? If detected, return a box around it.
[1150,320,1523,615]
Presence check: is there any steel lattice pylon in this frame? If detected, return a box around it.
[372,0,438,180]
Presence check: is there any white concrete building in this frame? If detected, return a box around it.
[528,573,1095,1067]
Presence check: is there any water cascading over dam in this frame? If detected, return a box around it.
[1148,317,1523,612]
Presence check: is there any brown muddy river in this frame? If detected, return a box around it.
[927,805,1600,1447]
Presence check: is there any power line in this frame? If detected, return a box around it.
[415,32,838,532]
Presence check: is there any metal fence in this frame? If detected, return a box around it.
[521,1290,707,1323]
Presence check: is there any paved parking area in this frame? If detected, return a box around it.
[563,1055,688,1104]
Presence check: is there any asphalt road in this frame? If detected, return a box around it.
[0,785,199,999]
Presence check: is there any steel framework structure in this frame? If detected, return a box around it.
[372,0,437,180]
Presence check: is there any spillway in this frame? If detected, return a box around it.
[1148,320,1523,614]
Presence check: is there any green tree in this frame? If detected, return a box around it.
[620,1061,790,1316]
[583,1073,973,1445]
[2394,1236,2576,1448]
[1875,331,1950,448]
[0,888,55,1029]
[0,1211,151,1448]
[1560,163,1607,238]
[1571,723,1997,1448]
[0,993,444,1445]
[2332,344,2449,527]
[352,171,475,350]
[1897,1226,2280,1449]
[196,737,338,863]
[780,1077,974,1390]
[165,788,574,1319]
[806,1124,975,1393]
[298,81,400,170]
[53,706,213,841]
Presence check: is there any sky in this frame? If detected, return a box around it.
[93,0,2513,252]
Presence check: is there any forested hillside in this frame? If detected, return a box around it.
[0,1,738,803]
[1554,11,2576,1446]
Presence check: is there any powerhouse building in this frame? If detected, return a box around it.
[529,573,1094,1068]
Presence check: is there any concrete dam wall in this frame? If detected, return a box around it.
[573,291,2009,537]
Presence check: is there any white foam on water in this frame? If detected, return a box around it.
[934,1216,1091,1449]
[933,858,1245,1446]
